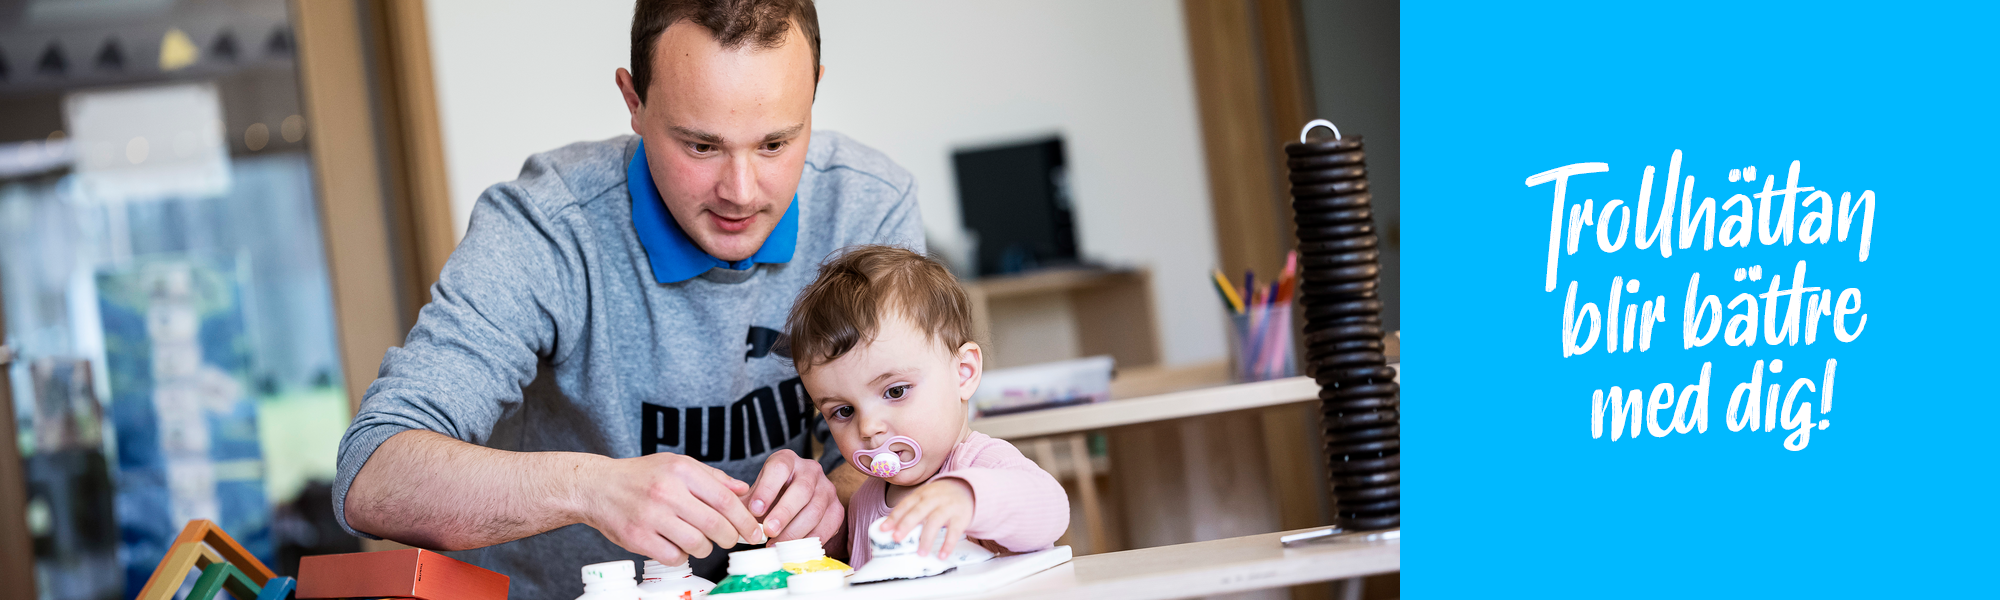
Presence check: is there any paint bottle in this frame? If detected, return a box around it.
[707,548,789,598]
[776,537,852,576]
[638,559,714,600]
[577,560,639,600]
[785,570,848,595]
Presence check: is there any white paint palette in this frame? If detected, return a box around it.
[790,546,1072,600]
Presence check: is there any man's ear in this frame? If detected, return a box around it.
[955,341,982,401]
[615,68,644,133]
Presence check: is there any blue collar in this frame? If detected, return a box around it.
[627,143,799,284]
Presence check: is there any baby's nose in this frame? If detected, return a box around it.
[858,416,891,441]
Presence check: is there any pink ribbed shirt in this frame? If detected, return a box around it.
[844,431,1070,567]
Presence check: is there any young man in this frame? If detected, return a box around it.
[334,0,919,595]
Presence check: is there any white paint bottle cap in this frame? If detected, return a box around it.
[726,548,783,576]
[775,537,826,564]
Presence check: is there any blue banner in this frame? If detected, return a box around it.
[1404,2,1998,596]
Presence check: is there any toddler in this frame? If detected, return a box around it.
[785,245,1069,567]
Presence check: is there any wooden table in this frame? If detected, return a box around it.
[958,526,1399,600]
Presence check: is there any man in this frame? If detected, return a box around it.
[333,0,919,595]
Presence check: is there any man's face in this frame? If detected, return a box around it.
[617,22,819,262]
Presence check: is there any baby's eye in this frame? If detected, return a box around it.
[831,405,854,421]
[885,385,909,400]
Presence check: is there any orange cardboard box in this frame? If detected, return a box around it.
[297,549,508,600]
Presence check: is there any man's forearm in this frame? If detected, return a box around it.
[346,430,595,551]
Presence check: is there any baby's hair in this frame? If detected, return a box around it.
[785,245,974,374]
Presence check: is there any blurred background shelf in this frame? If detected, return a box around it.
[966,266,1159,372]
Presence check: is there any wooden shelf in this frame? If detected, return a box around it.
[973,375,1320,440]
[965,266,1143,300]
[963,266,1159,371]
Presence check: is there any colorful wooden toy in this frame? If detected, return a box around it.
[135,519,279,600]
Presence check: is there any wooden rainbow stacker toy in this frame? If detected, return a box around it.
[134,519,297,600]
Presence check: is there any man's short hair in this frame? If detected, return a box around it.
[785,246,976,374]
[630,0,822,103]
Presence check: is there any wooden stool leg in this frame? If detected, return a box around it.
[1340,576,1365,600]
[1029,437,1058,472]
[1026,437,1075,550]
[1066,433,1108,555]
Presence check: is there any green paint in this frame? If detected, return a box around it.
[709,570,790,594]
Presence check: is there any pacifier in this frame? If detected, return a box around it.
[850,436,923,478]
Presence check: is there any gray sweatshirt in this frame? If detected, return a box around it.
[333,132,922,597]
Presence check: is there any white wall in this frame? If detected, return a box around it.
[423,0,1226,367]
[423,0,635,236]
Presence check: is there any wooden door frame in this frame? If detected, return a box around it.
[293,0,456,414]
[1181,3,1336,598]
[1182,0,1316,280]
[365,0,459,328]
[0,305,31,600]
[0,3,453,595]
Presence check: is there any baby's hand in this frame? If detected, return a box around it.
[884,478,974,559]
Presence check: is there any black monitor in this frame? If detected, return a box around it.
[952,136,1078,277]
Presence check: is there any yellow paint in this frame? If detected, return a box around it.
[782,555,853,576]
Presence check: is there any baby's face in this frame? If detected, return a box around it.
[801,315,980,487]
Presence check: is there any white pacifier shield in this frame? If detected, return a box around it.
[851,435,923,478]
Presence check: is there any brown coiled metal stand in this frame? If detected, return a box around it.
[1286,120,1399,531]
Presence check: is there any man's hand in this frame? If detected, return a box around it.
[577,452,766,566]
[744,449,845,545]
[883,479,975,559]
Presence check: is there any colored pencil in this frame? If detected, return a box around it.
[1263,296,1291,378]
[1211,269,1244,313]
[1245,274,1271,380]
[1277,251,1298,302]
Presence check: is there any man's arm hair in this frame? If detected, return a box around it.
[346,430,594,550]
[334,176,587,545]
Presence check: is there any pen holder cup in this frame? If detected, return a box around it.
[1228,301,1298,383]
